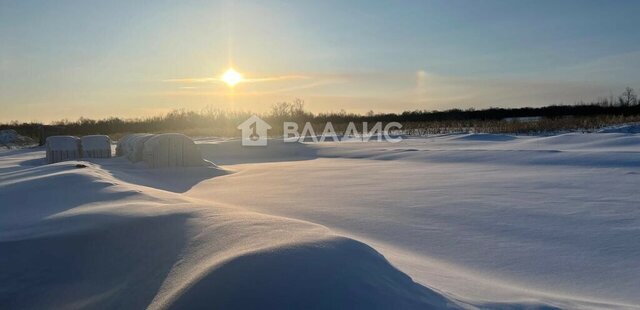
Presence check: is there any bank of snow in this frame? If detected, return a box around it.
[191,133,640,309]
[3,132,640,309]
[0,154,458,309]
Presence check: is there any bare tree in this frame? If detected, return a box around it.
[618,87,638,106]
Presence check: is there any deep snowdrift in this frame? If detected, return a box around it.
[2,132,639,309]
[190,133,640,309]
[0,155,458,309]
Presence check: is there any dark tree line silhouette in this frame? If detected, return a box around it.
[2,88,639,142]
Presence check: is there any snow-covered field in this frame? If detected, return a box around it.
[1,132,639,309]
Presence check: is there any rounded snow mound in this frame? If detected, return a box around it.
[166,237,456,310]
[0,158,459,309]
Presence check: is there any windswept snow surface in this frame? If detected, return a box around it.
[1,132,640,309]
[598,123,640,134]
[0,150,457,309]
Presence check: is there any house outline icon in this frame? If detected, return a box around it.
[237,115,272,146]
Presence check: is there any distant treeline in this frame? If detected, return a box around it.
[2,87,640,141]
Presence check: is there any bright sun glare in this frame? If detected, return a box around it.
[221,68,242,87]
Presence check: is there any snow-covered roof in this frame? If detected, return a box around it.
[81,135,111,150]
[45,136,80,151]
[143,133,205,167]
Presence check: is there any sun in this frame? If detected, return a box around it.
[221,68,243,87]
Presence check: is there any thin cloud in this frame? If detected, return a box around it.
[163,75,311,84]
[157,79,344,97]
[242,79,344,95]
[244,75,311,82]
[163,77,218,83]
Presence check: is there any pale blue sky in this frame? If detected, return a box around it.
[1,0,639,122]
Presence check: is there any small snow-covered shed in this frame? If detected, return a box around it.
[142,133,205,168]
[81,135,112,158]
[45,136,81,164]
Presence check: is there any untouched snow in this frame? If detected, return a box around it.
[0,153,457,309]
[1,132,640,309]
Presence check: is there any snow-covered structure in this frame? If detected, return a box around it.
[116,133,205,167]
[0,129,19,145]
[116,133,153,162]
[0,129,35,148]
[116,134,138,157]
[128,134,154,162]
[142,133,205,168]
[45,136,82,164]
[80,135,112,158]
